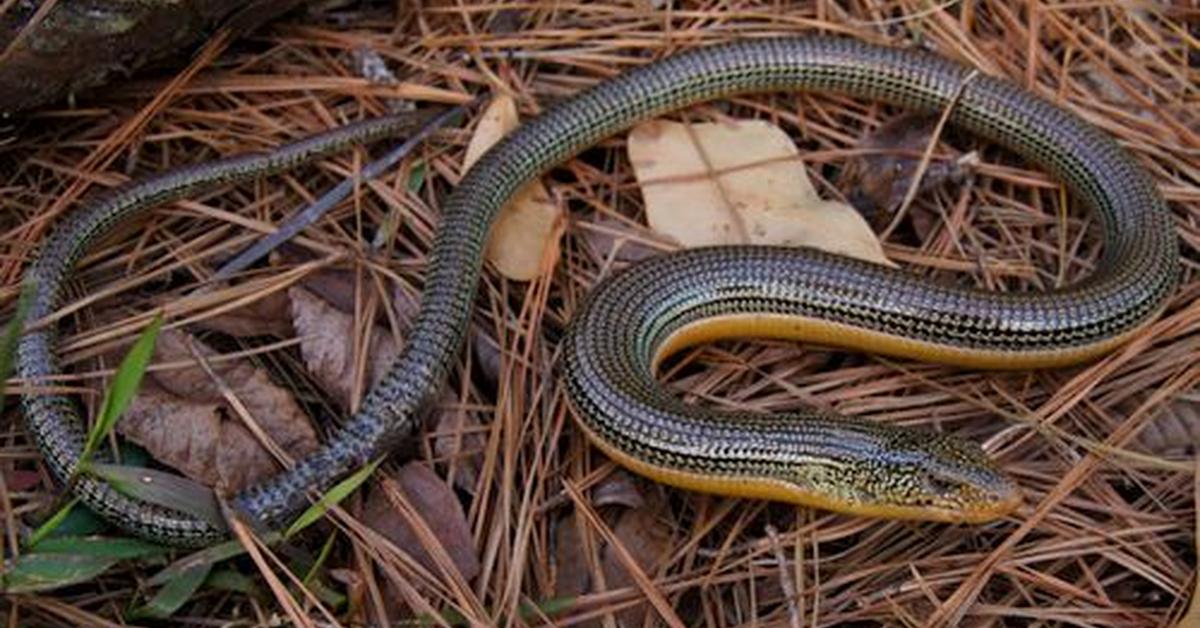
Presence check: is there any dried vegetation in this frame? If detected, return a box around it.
[0,1,1197,626]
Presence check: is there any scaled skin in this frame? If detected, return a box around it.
[574,416,1024,524]
[619,311,1135,521]
[652,312,1141,373]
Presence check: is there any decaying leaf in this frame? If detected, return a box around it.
[579,212,666,264]
[590,470,644,510]
[289,286,401,412]
[116,328,318,493]
[464,94,563,281]
[431,391,487,495]
[840,114,968,224]
[552,512,592,604]
[552,476,673,627]
[628,119,893,266]
[363,462,480,581]
[600,492,674,627]
[472,330,503,385]
[1136,394,1200,455]
[3,469,40,492]
[191,290,293,338]
[327,568,368,618]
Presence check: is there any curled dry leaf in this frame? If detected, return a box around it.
[628,119,893,267]
[840,113,968,225]
[116,328,318,493]
[289,286,400,412]
[363,462,480,582]
[590,470,645,510]
[464,94,563,281]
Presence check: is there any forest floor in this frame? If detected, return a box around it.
[1,2,1197,626]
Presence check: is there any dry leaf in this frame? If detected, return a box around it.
[191,290,293,338]
[116,328,319,493]
[552,478,672,628]
[327,568,368,619]
[486,8,525,35]
[3,469,40,492]
[431,391,487,495]
[580,212,664,264]
[599,489,673,627]
[629,119,893,266]
[295,267,364,316]
[840,114,967,224]
[1136,394,1200,455]
[363,462,480,581]
[552,512,592,603]
[464,94,563,281]
[590,470,644,509]
[289,286,400,412]
[472,331,502,384]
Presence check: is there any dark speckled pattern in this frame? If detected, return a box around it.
[19,37,1177,546]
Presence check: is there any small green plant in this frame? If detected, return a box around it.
[77,314,164,472]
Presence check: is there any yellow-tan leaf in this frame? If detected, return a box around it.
[463,94,562,280]
[628,119,893,267]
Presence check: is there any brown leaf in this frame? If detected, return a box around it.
[4,469,41,492]
[116,328,319,493]
[289,286,401,412]
[629,119,893,266]
[431,391,487,495]
[1136,394,1200,455]
[472,331,502,384]
[281,255,418,330]
[551,480,673,628]
[840,114,966,224]
[579,212,665,264]
[552,512,593,602]
[191,290,293,338]
[296,267,362,316]
[590,470,645,510]
[327,568,368,619]
[464,94,563,280]
[599,492,674,627]
[363,462,480,581]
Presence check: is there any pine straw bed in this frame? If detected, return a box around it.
[1,1,1197,626]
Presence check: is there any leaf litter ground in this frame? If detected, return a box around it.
[0,2,1196,626]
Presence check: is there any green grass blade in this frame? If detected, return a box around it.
[303,575,347,610]
[205,568,262,597]
[0,553,120,593]
[520,596,578,619]
[26,498,80,547]
[146,531,278,587]
[302,531,337,587]
[147,539,245,587]
[130,560,212,619]
[30,535,168,559]
[78,314,163,470]
[284,457,382,538]
[0,281,35,399]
